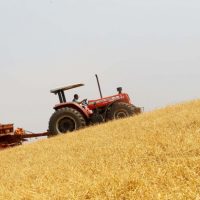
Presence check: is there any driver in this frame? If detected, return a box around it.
[72,94,87,105]
[72,94,81,103]
[72,94,92,114]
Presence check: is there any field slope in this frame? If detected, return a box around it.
[0,100,200,200]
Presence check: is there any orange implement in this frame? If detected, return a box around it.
[0,124,14,135]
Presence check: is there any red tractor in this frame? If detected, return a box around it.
[48,75,142,136]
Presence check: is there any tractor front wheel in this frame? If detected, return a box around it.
[48,107,86,136]
[107,102,136,120]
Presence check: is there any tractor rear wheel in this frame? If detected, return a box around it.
[48,107,86,136]
[107,102,136,120]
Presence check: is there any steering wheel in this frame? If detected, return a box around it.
[81,99,88,105]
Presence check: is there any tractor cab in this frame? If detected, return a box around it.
[50,83,84,104]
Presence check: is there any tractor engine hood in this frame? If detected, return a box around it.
[88,93,131,110]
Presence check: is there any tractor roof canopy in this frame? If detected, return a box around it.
[50,84,84,94]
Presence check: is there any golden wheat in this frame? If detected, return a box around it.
[0,100,200,200]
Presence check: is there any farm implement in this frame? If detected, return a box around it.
[1,75,142,149]
[0,124,48,149]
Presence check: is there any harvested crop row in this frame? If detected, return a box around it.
[0,100,200,200]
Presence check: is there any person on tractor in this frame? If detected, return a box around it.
[73,94,88,106]
[72,94,92,114]
[72,94,80,103]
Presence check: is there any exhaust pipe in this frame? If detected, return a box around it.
[95,74,103,99]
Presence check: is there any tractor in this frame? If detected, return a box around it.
[48,75,142,136]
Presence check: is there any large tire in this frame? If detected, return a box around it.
[106,102,136,120]
[48,107,86,136]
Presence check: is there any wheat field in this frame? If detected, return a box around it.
[0,100,200,200]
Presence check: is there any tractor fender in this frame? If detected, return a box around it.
[53,103,90,119]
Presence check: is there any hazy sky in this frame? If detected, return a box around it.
[0,0,199,131]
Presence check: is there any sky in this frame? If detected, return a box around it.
[0,0,199,132]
